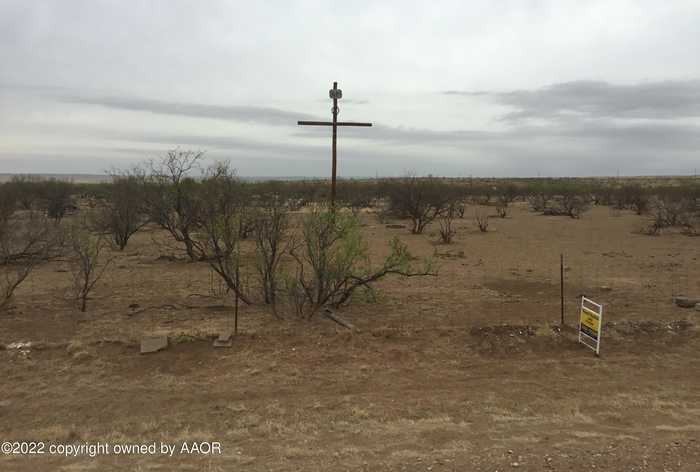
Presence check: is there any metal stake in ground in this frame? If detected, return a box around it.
[560,254,565,325]
[297,81,372,206]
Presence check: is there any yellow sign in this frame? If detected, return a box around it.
[580,308,600,340]
[579,296,603,355]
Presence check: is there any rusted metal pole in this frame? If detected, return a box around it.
[560,253,565,325]
[234,290,239,336]
[234,263,239,336]
[331,81,338,207]
[296,82,371,207]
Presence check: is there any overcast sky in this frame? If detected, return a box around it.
[2,1,700,177]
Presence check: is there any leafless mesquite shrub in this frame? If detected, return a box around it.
[253,198,291,312]
[557,190,591,219]
[526,182,554,213]
[630,193,650,215]
[146,149,205,260]
[8,175,43,210]
[0,189,26,309]
[336,181,376,215]
[644,195,696,235]
[42,179,75,224]
[527,193,551,212]
[437,203,461,244]
[526,182,591,218]
[0,211,63,264]
[0,184,17,223]
[468,185,493,206]
[0,193,63,310]
[283,274,308,318]
[644,201,671,236]
[237,203,256,240]
[96,170,149,250]
[67,223,114,312]
[474,208,490,232]
[614,184,649,215]
[196,162,251,305]
[0,261,31,311]
[496,184,518,218]
[386,174,453,234]
[287,207,434,317]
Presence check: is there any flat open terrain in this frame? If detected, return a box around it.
[2,203,700,471]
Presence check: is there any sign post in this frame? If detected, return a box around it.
[578,296,603,356]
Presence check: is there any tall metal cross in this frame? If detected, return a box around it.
[298,81,372,206]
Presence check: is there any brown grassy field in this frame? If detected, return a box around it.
[2,202,700,471]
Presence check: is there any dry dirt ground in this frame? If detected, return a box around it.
[1,203,699,471]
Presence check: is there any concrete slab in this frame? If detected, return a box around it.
[213,331,233,348]
[140,336,168,354]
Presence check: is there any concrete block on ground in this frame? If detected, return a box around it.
[213,331,233,348]
[140,336,168,354]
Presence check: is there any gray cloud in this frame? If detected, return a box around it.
[59,94,321,126]
[122,131,329,159]
[447,80,700,121]
[551,120,700,149]
[299,116,700,152]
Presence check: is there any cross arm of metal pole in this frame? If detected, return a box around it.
[336,122,372,127]
[298,121,373,127]
[297,121,333,126]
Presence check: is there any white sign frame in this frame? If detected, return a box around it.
[578,296,603,355]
